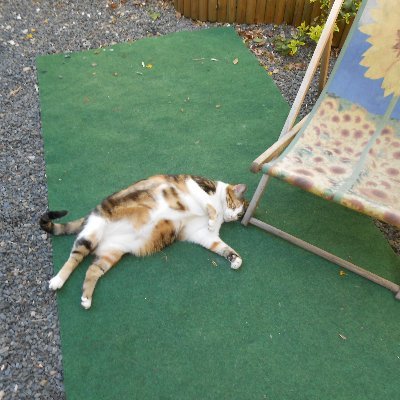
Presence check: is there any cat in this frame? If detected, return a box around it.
[40,174,247,309]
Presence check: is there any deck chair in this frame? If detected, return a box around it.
[242,0,400,298]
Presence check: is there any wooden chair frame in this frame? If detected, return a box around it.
[242,0,400,299]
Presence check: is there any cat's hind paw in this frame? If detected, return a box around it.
[230,255,242,270]
[49,275,64,290]
[81,296,92,309]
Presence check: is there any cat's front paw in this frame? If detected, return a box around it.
[81,296,92,309]
[49,275,64,290]
[229,255,242,270]
[208,219,217,232]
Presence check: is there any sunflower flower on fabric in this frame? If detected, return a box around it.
[359,0,400,98]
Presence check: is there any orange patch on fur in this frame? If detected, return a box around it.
[101,253,120,266]
[211,241,220,251]
[226,186,239,209]
[207,204,217,219]
[138,219,176,256]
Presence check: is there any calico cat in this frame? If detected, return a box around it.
[40,174,247,309]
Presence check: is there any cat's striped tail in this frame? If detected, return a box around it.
[40,210,85,236]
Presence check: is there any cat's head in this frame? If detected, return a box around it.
[223,184,248,222]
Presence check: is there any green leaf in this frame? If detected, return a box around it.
[253,37,265,43]
[149,11,161,21]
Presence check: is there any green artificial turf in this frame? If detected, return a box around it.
[37,28,400,400]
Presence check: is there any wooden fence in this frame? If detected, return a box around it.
[174,0,353,47]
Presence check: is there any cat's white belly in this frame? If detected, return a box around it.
[180,215,222,241]
[95,219,153,256]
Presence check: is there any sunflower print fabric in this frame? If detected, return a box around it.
[263,95,400,228]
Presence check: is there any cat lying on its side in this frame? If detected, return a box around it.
[40,174,247,309]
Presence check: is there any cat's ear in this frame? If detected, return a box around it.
[233,184,247,198]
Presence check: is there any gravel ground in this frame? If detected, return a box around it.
[1,1,398,399]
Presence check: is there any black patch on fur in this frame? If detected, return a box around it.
[227,252,238,262]
[76,238,92,251]
[124,190,148,202]
[166,174,182,183]
[100,197,116,215]
[192,175,216,195]
[176,201,186,211]
[238,200,249,218]
[39,210,68,232]
[47,210,68,219]
[170,186,179,197]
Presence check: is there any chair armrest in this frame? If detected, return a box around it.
[250,114,309,173]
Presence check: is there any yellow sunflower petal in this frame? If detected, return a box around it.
[359,0,400,97]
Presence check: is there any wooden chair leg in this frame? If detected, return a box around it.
[318,30,333,93]
[279,0,344,136]
[242,174,270,226]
